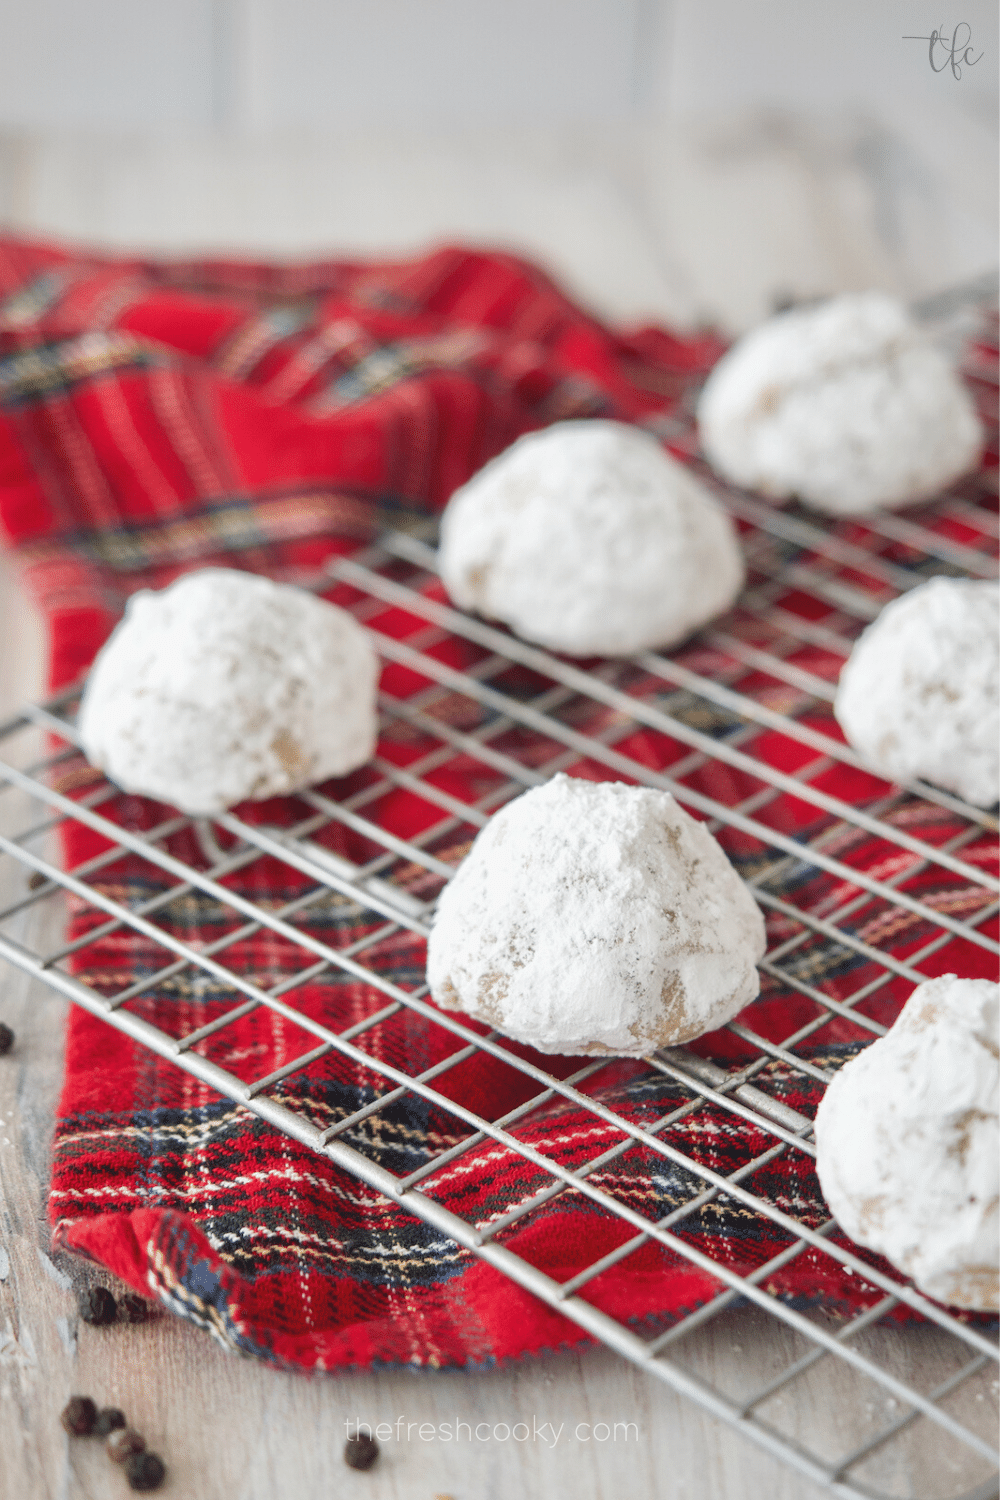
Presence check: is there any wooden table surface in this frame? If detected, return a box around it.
[0,107,997,1498]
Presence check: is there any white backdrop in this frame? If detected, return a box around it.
[0,0,996,330]
[1,1,996,130]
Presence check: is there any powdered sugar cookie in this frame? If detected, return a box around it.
[834,576,999,808]
[79,568,379,816]
[439,419,745,656]
[814,974,999,1310]
[426,773,766,1056]
[697,292,983,514]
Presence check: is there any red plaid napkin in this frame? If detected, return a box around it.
[0,237,995,1369]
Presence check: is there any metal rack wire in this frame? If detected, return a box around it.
[0,327,997,1500]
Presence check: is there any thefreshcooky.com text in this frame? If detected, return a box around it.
[345,1416,638,1448]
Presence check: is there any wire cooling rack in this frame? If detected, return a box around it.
[0,326,997,1500]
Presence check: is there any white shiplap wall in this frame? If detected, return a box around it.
[2,1,996,132]
[0,1,995,331]
[232,0,659,128]
[0,0,663,132]
[0,0,218,129]
[667,0,998,115]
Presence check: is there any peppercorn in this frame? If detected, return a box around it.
[78,1286,117,1326]
[343,1432,379,1470]
[93,1407,127,1438]
[107,1427,145,1464]
[119,1293,151,1323]
[124,1451,166,1492]
[28,870,47,890]
[60,1396,97,1436]
[0,1023,14,1055]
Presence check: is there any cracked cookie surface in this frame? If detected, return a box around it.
[79,567,379,816]
[697,292,983,514]
[439,419,745,657]
[815,974,999,1311]
[427,773,766,1057]
[834,576,999,809]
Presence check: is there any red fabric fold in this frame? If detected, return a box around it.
[0,236,995,1369]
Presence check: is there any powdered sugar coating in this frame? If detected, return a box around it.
[426,774,766,1056]
[814,975,999,1310]
[438,420,745,656]
[834,577,999,808]
[697,292,983,514]
[79,568,379,816]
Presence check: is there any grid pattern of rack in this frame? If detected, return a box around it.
[0,328,997,1500]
